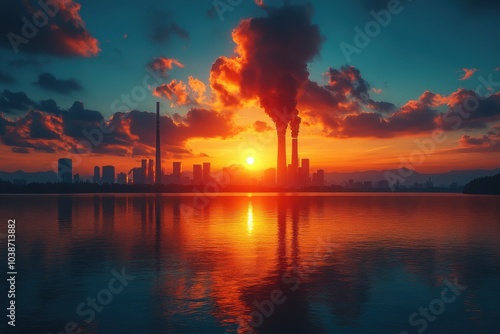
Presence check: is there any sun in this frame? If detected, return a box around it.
[246,156,255,165]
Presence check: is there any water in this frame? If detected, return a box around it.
[0,193,499,333]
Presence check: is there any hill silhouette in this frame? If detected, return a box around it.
[463,173,500,195]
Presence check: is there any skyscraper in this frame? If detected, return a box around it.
[193,164,202,185]
[203,162,211,184]
[58,158,72,184]
[173,162,182,185]
[102,166,115,184]
[148,159,154,184]
[155,102,162,185]
[117,172,127,185]
[140,159,147,185]
[93,166,100,184]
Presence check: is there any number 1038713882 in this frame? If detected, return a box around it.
[7,219,16,271]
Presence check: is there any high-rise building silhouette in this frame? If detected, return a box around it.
[132,168,143,185]
[148,159,154,184]
[74,173,80,184]
[117,172,127,185]
[155,102,162,185]
[312,169,325,187]
[140,159,147,185]
[58,158,72,184]
[102,165,115,184]
[93,166,100,184]
[173,162,182,184]
[203,162,211,183]
[193,164,202,185]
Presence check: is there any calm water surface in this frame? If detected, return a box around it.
[0,193,499,333]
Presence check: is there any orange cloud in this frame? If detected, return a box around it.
[459,68,477,81]
[148,57,184,78]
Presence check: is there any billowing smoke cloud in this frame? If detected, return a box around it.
[210,4,323,134]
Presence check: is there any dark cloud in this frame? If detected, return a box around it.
[0,0,99,57]
[147,57,183,78]
[0,70,16,84]
[0,90,37,114]
[34,73,82,95]
[0,114,13,136]
[298,65,500,138]
[1,110,64,153]
[453,124,500,153]
[39,99,63,115]
[149,9,189,44]
[435,90,500,130]
[0,93,242,156]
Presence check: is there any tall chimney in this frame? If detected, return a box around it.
[290,116,301,187]
[155,102,162,185]
[277,123,287,187]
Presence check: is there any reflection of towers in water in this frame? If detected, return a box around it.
[57,196,72,231]
[148,159,154,185]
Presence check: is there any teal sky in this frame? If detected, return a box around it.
[2,0,499,116]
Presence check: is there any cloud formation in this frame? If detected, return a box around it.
[0,90,37,114]
[0,70,16,84]
[34,73,82,95]
[0,0,99,57]
[147,57,184,78]
[297,66,500,138]
[149,9,189,44]
[459,68,478,81]
[210,4,324,132]
[0,94,241,157]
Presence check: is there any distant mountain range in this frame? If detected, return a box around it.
[1,168,499,187]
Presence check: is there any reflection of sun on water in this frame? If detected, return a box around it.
[247,202,253,236]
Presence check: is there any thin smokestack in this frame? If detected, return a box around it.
[155,102,161,185]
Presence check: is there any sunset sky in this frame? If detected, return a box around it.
[1,0,499,177]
